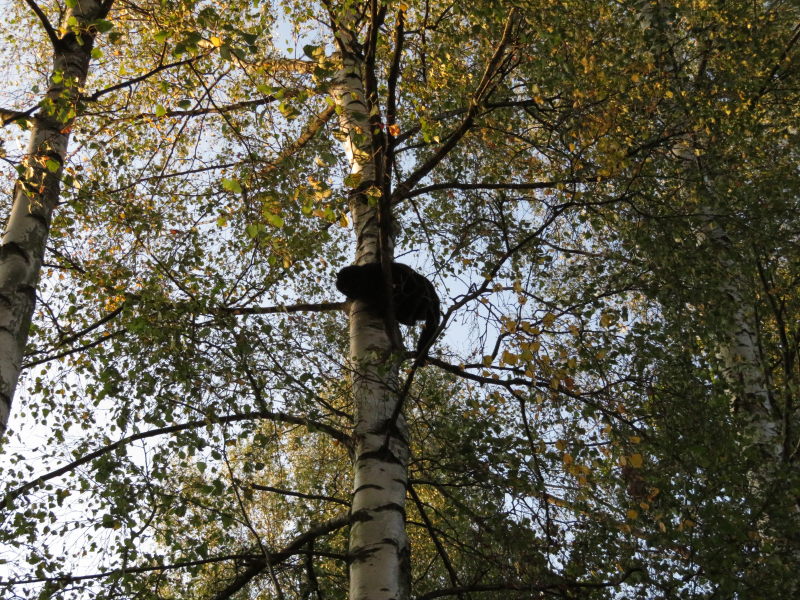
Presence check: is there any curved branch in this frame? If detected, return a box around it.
[392,9,520,203]
[209,513,350,600]
[2,513,350,588]
[223,301,347,316]
[251,483,349,506]
[22,329,124,369]
[84,56,201,102]
[404,180,578,200]
[25,305,125,358]
[0,553,261,586]
[416,568,642,600]
[23,0,60,49]
[0,108,36,127]
[1,411,350,507]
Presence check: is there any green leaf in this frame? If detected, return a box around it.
[278,101,299,120]
[303,44,321,58]
[264,213,284,228]
[93,19,114,33]
[155,105,167,117]
[45,159,60,173]
[344,172,362,188]
[222,178,242,193]
[154,30,170,43]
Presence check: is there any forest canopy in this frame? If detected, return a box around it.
[0,1,799,599]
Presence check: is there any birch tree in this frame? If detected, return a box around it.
[0,0,113,436]
[1,1,799,599]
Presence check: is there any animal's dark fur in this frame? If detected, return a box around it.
[336,262,440,356]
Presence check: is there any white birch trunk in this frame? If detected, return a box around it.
[331,44,411,600]
[676,140,781,460]
[705,224,781,460]
[0,1,110,437]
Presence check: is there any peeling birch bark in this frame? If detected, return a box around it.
[0,0,111,437]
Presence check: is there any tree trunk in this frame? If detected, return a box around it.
[0,0,111,437]
[705,223,781,460]
[331,39,411,600]
[672,139,781,461]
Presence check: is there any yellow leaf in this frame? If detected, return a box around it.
[501,350,519,366]
[627,509,639,520]
[629,453,643,468]
[210,36,223,47]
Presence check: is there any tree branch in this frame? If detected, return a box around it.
[404,180,578,200]
[209,513,350,600]
[2,411,350,507]
[1,514,350,589]
[0,553,262,586]
[251,483,349,506]
[415,568,642,600]
[257,104,337,176]
[83,56,201,102]
[408,485,461,593]
[23,0,60,49]
[22,329,124,369]
[25,305,125,358]
[392,9,520,202]
[0,108,36,127]
[222,301,346,316]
